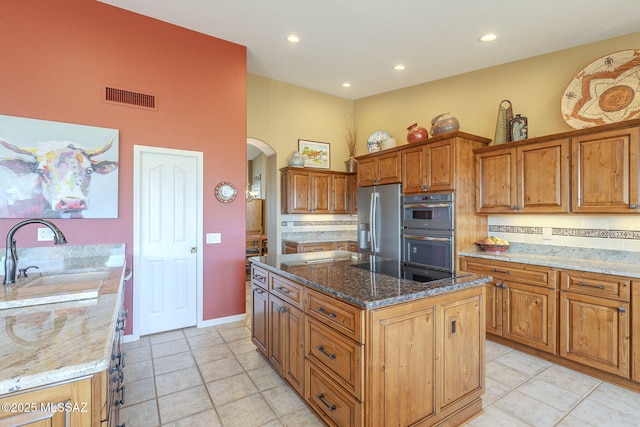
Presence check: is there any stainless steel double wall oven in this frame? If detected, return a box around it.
[402,192,455,272]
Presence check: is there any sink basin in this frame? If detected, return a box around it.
[1,270,110,309]
[23,270,110,287]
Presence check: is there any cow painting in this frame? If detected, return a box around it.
[0,138,118,218]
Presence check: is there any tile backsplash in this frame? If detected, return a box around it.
[281,213,357,241]
[488,215,640,252]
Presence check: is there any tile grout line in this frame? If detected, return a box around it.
[552,379,603,426]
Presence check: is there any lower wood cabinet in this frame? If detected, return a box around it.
[460,257,557,354]
[559,269,630,378]
[282,241,357,254]
[251,264,485,426]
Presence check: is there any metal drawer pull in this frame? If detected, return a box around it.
[252,273,265,283]
[316,393,336,412]
[116,317,126,332]
[316,345,337,360]
[317,306,337,318]
[577,282,605,290]
[112,371,124,384]
[112,351,126,368]
[491,269,510,274]
[254,287,265,294]
[115,385,125,406]
[619,307,626,313]
[277,305,287,313]
[276,286,290,294]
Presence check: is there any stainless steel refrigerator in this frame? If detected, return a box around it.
[357,183,401,259]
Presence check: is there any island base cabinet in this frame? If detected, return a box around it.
[305,362,363,427]
[269,295,305,396]
[367,287,484,427]
[0,377,93,426]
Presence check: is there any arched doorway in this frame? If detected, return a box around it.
[247,138,277,256]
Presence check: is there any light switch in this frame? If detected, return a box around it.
[37,228,54,241]
[206,233,222,244]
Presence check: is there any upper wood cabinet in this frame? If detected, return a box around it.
[356,151,401,186]
[280,168,355,214]
[571,127,639,213]
[476,138,570,213]
[402,139,456,193]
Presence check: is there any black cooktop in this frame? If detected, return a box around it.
[353,260,456,283]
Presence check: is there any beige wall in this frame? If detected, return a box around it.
[354,31,640,150]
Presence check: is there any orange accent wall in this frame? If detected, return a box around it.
[0,1,247,331]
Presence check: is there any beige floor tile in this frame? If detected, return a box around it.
[119,399,159,427]
[261,384,307,417]
[531,364,601,394]
[153,351,196,375]
[216,320,247,331]
[492,349,552,377]
[155,365,203,397]
[235,349,270,371]
[490,389,565,426]
[485,359,530,389]
[555,414,598,426]
[148,329,185,345]
[466,404,537,427]
[216,393,278,427]
[485,341,512,361]
[199,356,245,383]
[218,325,252,343]
[187,330,225,349]
[247,365,286,391]
[123,358,154,382]
[206,372,258,406]
[152,337,191,358]
[568,395,640,426]
[227,337,258,355]
[482,377,512,406]
[279,406,324,427]
[183,325,218,337]
[515,376,585,412]
[192,342,234,365]
[260,420,285,427]
[157,385,213,424]
[121,376,156,407]
[588,381,640,415]
[125,344,152,364]
[123,335,150,350]
[161,409,222,427]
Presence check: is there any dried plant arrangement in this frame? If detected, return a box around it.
[344,112,358,158]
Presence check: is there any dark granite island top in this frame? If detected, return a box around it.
[249,250,492,309]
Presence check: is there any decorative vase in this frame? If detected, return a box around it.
[345,157,357,173]
[288,151,305,167]
[381,138,397,150]
[510,114,528,141]
[430,113,460,136]
[406,123,428,143]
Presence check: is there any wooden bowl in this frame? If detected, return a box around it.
[475,242,509,253]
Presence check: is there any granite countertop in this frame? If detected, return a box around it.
[282,238,357,244]
[250,251,491,309]
[0,244,126,394]
[458,243,640,278]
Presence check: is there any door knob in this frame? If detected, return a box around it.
[191,247,197,253]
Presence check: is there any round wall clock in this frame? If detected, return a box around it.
[215,181,237,203]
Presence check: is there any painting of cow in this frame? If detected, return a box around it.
[0,115,119,219]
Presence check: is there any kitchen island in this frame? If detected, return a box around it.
[0,244,127,426]
[249,251,492,426]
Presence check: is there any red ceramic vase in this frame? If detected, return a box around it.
[406,123,428,143]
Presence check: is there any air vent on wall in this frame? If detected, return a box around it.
[103,86,157,111]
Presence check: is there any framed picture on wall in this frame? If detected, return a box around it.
[298,139,330,169]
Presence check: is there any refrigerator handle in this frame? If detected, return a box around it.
[372,192,380,252]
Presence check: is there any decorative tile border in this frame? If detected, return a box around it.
[282,220,357,227]
[489,225,640,240]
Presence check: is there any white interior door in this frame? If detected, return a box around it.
[133,145,202,337]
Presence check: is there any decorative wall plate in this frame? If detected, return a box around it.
[215,181,237,203]
[561,49,640,129]
[367,130,391,153]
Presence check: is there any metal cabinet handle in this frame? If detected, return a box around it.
[277,305,288,313]
[317,306,337,318]
[494,283,501,288]
[115,385,125,406]
[577,282,605,290]
[316,345,337,360]
[501,284,507,289]
[630,204,637,209]
[276,286,290,294]
[111,351,126,368]
[112,371,124,384]
[253,287,265,294]
[619,307,626,313]
[491,269,510,274]
[316,393,336,412]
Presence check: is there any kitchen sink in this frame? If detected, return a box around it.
[1,269,110,309]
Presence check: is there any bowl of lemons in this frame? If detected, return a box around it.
[475,236,510,252]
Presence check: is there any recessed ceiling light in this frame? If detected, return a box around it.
[286,35,301,43]
[478,33,499,42]
[394,65,406,71]
[342,82,351,88]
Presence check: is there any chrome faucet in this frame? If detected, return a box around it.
[3,219,67,285]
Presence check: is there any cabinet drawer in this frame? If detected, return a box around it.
[561,270,630,302]
[270,274,304,308]
[306,318,363,398]
[300,242,334,252]
[460,257,556,288]
[251,264,268,290]
[306,289,364,343]
[305,362,363,427]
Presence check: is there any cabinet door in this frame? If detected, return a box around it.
[440,292,483,411]
[571,128,639,213]
[288,170,312,213]
[402,145,428,194]
[425,139,455,192]
[357,157,378,186]
[299,242,333,253]
[377,151,402,184]
[518,138,570,213]
[560,291,630,377]
[332,174,349,214]
[311,173,331,213]
[269,295,287,375]
[476,147,517,213]
[251,284,269,356]
[502,281,557,354]
[485,281,502,336]
[369,301,437,426]
[285,304,305,396]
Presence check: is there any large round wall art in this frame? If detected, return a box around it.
[561,49,640,129]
